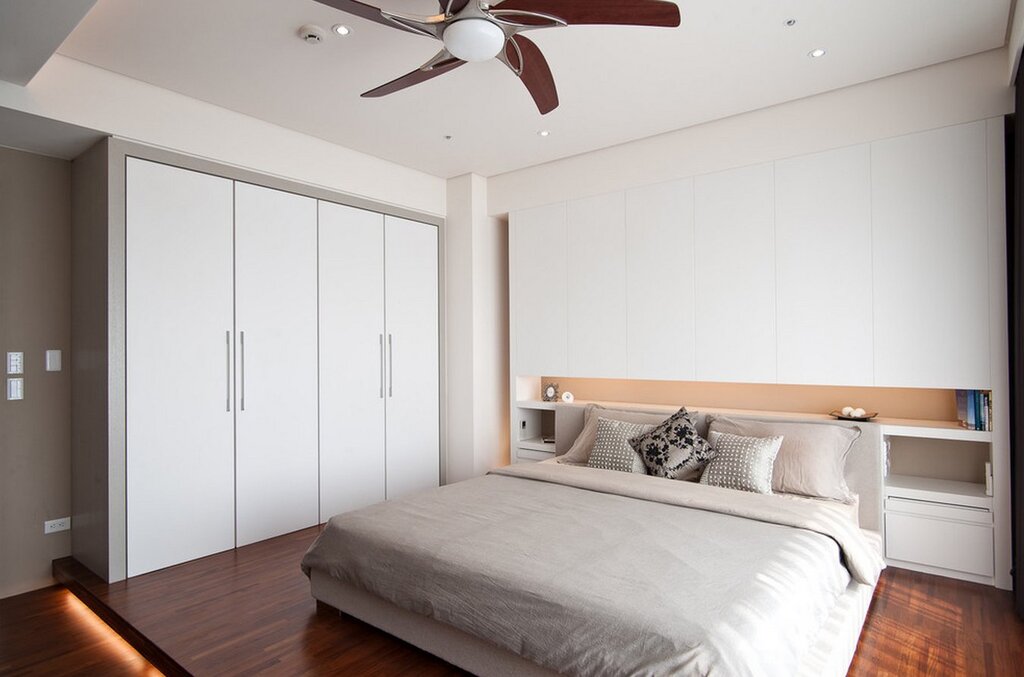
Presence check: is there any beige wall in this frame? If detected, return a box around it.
[0,146,71,598]
[0,55,445,216]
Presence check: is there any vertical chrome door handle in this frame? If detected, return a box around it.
[388,334,393,398]
[379,334,384,399]
[226,330,232,412]
[240,331,246,411]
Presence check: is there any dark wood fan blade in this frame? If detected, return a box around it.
[494,0,680,27]
[505,34,558,115]
[361,54,465,98]
[439,0,471,14]
[314,0,421,33]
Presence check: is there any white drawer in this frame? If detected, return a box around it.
[885,512,994,577]
[884,497,992,525]
[516,447,555,462]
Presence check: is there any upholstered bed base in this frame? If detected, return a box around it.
[311,564,878,677]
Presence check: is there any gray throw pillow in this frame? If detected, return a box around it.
[707,416,860,503]
[560,404,670,465]
[699,431,783,494]
[587,417,653,474]
[628,407,713,480]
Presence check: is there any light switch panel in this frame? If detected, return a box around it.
[7,377,24,401]
[45,350,62,372]
[6,352,23,375]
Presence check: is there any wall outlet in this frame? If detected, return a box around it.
[44,516,71,534]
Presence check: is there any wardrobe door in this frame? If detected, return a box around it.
[318,201,386,518]
[234,183,319,546]
[694,163,777,383]
[626,179,696,381]
[510,203,568,376]
[872,122,990,388]
[775,145,873,386]
[126,158,235,576]
[567,192,627,377]
[384,216,440,499]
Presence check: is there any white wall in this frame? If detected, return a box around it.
[488,48,1012,215]
[445,174,509,483]
[1009,4,1023,82]
[0,55,444,215]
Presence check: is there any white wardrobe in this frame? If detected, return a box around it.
[318,202,441,519]
[118,156,438,577]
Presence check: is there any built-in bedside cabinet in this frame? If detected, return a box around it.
[513,400,556,463]
[880,421,991,581]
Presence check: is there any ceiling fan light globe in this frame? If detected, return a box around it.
[442,19,505,62]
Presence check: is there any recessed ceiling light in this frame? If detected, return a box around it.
[332,24,351,36]
[809,48,826,58]
[443,135,454,141]
[538,130,551,137]
[784,18,797,27]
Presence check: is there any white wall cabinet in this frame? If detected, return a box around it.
[694,163,777,383]
[384,216,441,499]
[125,158,236,577]
[567,192,627,378]
[511,203,568,376]
[318,202,387,518]
[508,120,996,391]
[234,183,319,546]
[625,179,696,381]
[871,121,991,389]
[775,145,873,386]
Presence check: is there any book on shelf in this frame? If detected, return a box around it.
[955,389,992,431]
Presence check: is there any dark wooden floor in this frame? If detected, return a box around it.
[2,526,1021,676]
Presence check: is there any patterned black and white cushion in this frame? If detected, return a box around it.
[699,431,783,494]
[587,417,653,474]
[628,407,713,480]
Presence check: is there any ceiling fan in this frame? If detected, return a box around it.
[313,0,681,114]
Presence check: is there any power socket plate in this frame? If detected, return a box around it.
[44,517,70,534]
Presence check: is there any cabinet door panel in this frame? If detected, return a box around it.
[235,183,319,545]
[872,122,990,388]
[126,158,235,576]
[776,145,873,385]
[510,204,567,376]
[626,180,696,380]
[567,192,627,377]
[318,202,386,518]
[694,163,776,383]
[384,216,440,499]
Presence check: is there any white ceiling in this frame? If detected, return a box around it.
[56,0,1012,178]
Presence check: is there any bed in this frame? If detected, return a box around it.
[303,409,885,676]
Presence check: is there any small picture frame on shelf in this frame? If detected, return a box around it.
[542,383,559,402]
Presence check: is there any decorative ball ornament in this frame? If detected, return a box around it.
[561,391,575,404]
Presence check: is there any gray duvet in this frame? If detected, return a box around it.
[302,463,885,677]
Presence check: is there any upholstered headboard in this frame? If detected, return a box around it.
[554,404,884,532]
